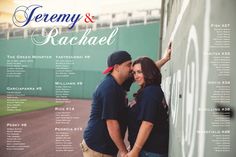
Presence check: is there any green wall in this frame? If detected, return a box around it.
[0,22,160,99]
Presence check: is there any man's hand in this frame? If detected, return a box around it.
[106,120,128,156]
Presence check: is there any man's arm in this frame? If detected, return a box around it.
[106,120,128,157]
[156,42,172,69]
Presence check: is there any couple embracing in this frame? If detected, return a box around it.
[81,46,171,157]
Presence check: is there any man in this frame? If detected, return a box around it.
[81,51,132,157]
[81,47,171,157]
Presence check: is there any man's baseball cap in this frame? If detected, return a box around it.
[102,51,132,74]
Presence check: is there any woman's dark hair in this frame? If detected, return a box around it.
[133,57,162,86]
[133,57,162,99]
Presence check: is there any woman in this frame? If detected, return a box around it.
[127,57,169,157]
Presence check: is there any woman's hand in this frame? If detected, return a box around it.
[162,42,172,62]
[155,42,172,69]
[120,151,128,157]
[126,149,139,157]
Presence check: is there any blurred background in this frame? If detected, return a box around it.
[0,0,162,99]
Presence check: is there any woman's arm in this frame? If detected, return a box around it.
[156,42,172,69]
[126,121,153,157]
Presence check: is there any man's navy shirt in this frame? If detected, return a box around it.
[83,74,128,155]
[128,85,169,154]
